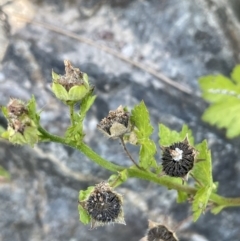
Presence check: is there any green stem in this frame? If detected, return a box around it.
[69,103,74,125]
[37,125,240,209]
[76,143,124,172]
[127,168,240,208]
[38,125,124,173]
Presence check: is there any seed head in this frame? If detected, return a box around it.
[7,98,28,118]
[5,98,29,134]
[140,220,178,241]
[56,60,86,91]
[161,137,197,178]
[1,98,39,146]
[85,182,125,228]
[147,220,178,241]
[51,60,90,102]
[97,105,131,139]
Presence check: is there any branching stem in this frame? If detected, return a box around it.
[37,125,240,210]
[119,137,142,170]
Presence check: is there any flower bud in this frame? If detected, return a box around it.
[97,105,131,139]
[80,182,125,228]
[161,136,197,179]
[51,60,90,103]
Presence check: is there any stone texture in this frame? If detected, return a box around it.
[1,0,240,240]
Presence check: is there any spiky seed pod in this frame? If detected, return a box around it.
[85,182,125,228]
[97,105,131,138]
[161,137,197,178]
[147,221,178,241]
[139,220,178,241]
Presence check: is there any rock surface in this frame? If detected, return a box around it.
[1,0,240,241]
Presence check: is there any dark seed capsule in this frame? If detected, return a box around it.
[86,187,122,223]
[147,224,178,241]
[161,137,196,178]
[97,105,131,138]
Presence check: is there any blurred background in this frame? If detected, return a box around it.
[0,0,240,240]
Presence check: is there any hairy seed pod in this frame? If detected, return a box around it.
[147,224,178,241]
[140,220,178,241]
[97,105,131,138]
[85,182,125,228]
[7,98,27,118]
[161,137,197,178]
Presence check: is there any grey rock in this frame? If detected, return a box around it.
[0,0,240,241]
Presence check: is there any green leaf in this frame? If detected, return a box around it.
[139,139,157,169]
[191,140,213,221]
[192,185,212,221]
[131,101,153,137]
[192,140,213,186]
[79,186,95,202]
[1,106,8,118]
[65,113,85,142]
[1,130,10,139]
[202,98,240,138]
[9,131,26,145]
[0,166,10,179]
[199,75,240,102]
[199,69,240,138]
[108,169,128,188]
[211,205,225,215]
[80,92,96,119]
[130,101,157,169]
[23,126,39,147]
[82,73,90,88]
[177,190,188,203]
[27,96,40,124]
[78,204,91,225]
[52,70,60,81]
[68,85,89,101]
[52,82,69,101]
[231,65,240,84]
[159,124,194,146]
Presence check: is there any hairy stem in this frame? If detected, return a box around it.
[38,125,124,173]
[38,125,240,209]
[127,168,240,208]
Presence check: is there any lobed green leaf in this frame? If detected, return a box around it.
[131,101,153,137]
[159,124,194,146]
[199,67,240,138]
[130,101,157,169]
[192,185,212,221]
[191,140,213,221]
[202,98,240,138]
